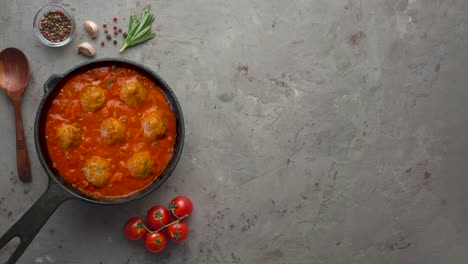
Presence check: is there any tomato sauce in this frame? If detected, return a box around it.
[45,67,176,198]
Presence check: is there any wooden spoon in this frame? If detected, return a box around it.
[0,48,32,182]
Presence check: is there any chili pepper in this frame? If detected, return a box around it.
[103,23,107,28]
[113,16,118,22]
[113,25,118,30]
[104,29,108,33]
[114,30,118,35]
[101,41,105,46]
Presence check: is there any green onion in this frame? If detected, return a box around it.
[105,80,113,88]
[120,9,156,53]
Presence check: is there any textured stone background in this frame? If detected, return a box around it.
[1,0,468,263]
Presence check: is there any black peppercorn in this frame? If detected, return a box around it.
[39,10,72,43]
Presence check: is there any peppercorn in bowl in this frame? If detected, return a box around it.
[33,4,75,47]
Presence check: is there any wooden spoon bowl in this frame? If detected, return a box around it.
[0,47,32,182]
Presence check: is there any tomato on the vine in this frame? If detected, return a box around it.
[167,221,189,242]
[124,217,147,240]
[124,196,193,252]
[169,196,193,218]
[144,232,167,252]
[147,205,171,230]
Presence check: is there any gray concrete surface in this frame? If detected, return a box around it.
[1,0,468,263]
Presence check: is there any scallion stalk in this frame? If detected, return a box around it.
[120,9,156,53]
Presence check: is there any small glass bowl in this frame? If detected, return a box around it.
[33,4,75,47]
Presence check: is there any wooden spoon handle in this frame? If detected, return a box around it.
[13,102,31,182]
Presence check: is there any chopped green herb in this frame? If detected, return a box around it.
[120,9,156,53]
[105,80,113,88]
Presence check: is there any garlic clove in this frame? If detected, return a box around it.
[83,20,99,38]
[77,42,96,57]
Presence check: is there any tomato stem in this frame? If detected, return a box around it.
[158,217,165,227]
[170,208,187,220]
[142,224,152,233]
[146,214,189,234]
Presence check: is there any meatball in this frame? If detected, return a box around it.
[83,156,111,187]
[56,123,81,149]
[100,118,126,144]
[120,80,148,107]
[80,85,107,112]
[142,111,167,141]
[127,152,154,179]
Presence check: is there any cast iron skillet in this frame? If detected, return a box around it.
[0,59,185,263]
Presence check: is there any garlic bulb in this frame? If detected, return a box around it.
[83,20,99,38]
[77,42,96,57]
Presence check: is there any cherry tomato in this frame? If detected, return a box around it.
[147,205,170,230]
[167,221,189,242]
[144,232,167,252]
[124,217,147,240]
[169,196,193,218]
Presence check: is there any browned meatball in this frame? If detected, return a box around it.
[142,111,167,141]
[56,123,81,149]
[83,156,111,187]
[80,85,107,112]
[100,118,126,144]
[120,80,148,107]
[127,152,154,179]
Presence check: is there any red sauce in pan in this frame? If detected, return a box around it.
[45,67,176,198]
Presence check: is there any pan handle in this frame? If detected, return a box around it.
[43,74,64,94]
[0,180,73,264]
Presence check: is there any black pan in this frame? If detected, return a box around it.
[0,59,185,263]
